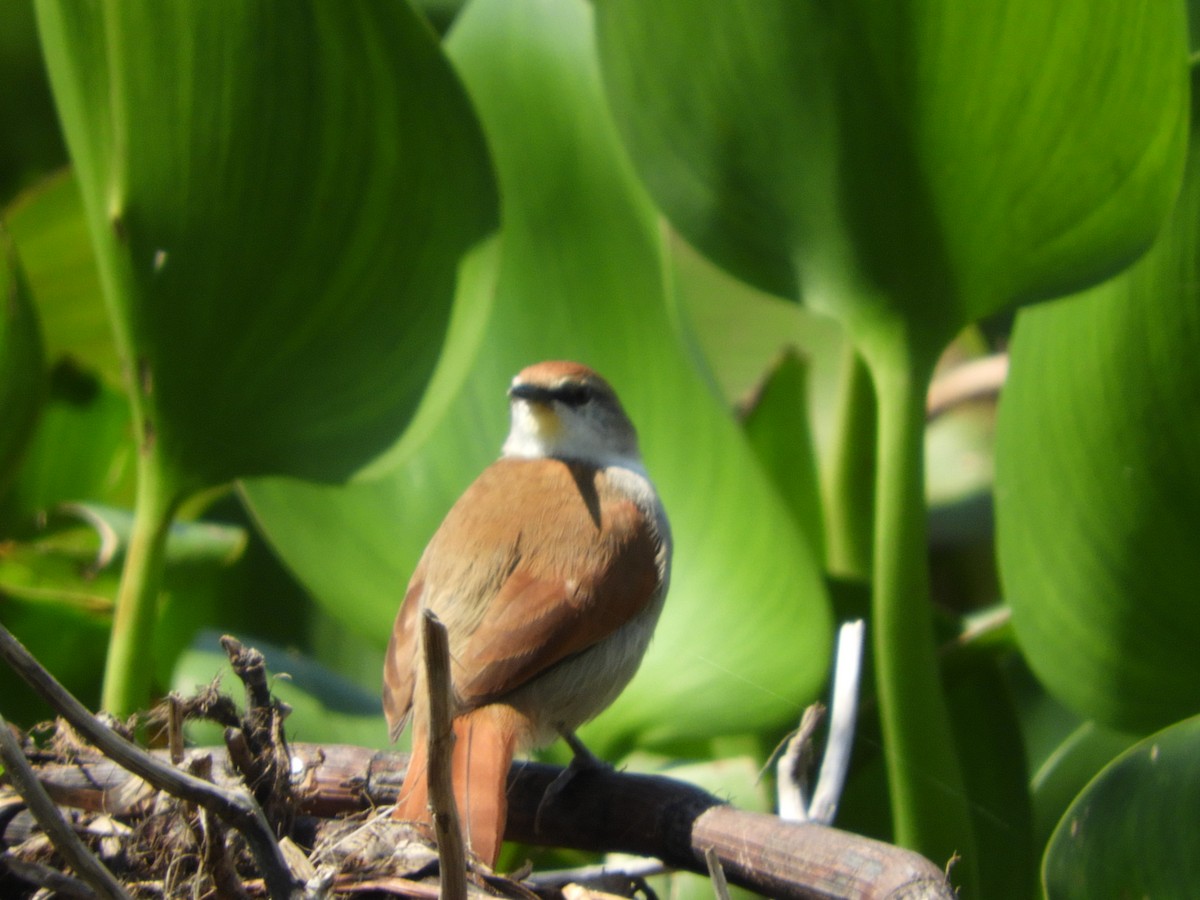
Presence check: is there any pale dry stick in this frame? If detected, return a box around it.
[0,623,300,900]
[0,709,132,900]
[775,704,825,822]
[776,620,865,824]
[808,620,865,824]
[925,352,1009,420]
[703,847,732,900]
[523,858,666,894]
[421,610,468,900]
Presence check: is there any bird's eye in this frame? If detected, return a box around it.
[555,384,591,407]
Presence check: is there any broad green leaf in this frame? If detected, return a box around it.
[0,0,66,202]
[739,349,824,558]
[996,70,1200,732]
[0,222,44,501]
[595,1,1188,338]
[35,0,498,487]
[245,0,833,755]
[6,171,117,385]
[1042,715,1200,898]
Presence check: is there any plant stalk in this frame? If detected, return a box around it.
[862,331,978,890]
[821,342,876,578]
[100,442,180,716]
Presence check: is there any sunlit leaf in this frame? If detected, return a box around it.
[35,0,498,486]
[997,68,1200,732]
[595,1,1188,337]
[6,171,116,385]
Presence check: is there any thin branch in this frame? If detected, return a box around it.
[422,610,467,900]
[0,623,300,900]
[0,711,131,900]
[523,858,666,893]
[0,854,99,900]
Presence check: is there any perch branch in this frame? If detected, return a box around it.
[25,743,955,899]
[0,623,300,900]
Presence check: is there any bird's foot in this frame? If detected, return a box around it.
[534,728,612,833]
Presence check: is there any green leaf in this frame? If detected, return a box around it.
[0,0,67,202]
[739,349,824,558]
[0,589,109,724]
[244,0,833,755]
[6,171,117,386]
[595,0,1188,337]
[35,0,498,487]
[2,368,134,518]
[0,221,44,502]
[1030,719,1140,855]
[1042,715,1200,898]
[996,69,1200,732]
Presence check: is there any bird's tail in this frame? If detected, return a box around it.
[393,704,522,867]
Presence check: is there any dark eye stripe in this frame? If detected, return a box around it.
[554,384,591,407]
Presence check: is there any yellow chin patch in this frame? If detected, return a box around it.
[529,403,563,439]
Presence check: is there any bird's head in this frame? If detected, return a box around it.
[502,361,642,467]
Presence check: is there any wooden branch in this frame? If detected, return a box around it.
[422,611,468,899]
[0,710,131,900]
[26,742,955,899]
[0,623,301,900]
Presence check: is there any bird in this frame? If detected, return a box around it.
[382,360,672,867]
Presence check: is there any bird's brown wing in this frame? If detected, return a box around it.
[383,457,664,733]
[448,459,664,708]
[382,569,425,742]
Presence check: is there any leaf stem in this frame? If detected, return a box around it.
[100,444,180,716]
[861,330,978,889]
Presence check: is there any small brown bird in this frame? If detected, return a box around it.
[383,361,672,866]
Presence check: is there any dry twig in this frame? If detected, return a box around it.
[422,610,468,900]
